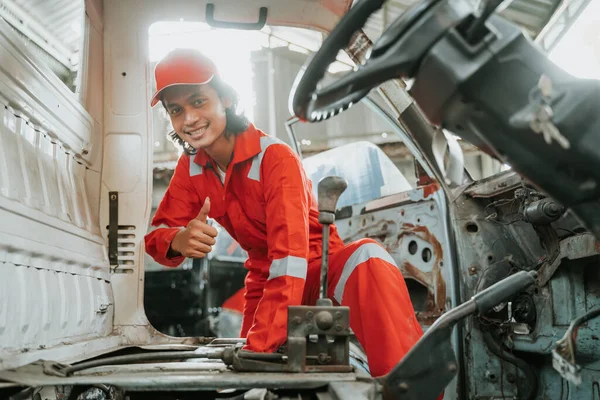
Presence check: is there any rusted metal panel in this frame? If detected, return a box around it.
[537,233,600,286]
[464,171,523,199]
[336,183,449,325]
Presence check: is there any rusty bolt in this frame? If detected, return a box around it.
[335,324,343,331]
[448,363,457,373]
[469,265,478,275]
[382,223,388,231]
[292,316,302,325]
[316,311,334,330]
[317,353,331,364]
[335,311,342,320]
[398,382,409,392]
[306,311,314,319]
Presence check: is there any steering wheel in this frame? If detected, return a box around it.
[290,0,474,122]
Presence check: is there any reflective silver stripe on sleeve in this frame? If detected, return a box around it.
[268,255,308,280]
[247,136,283,182]
[147,224,181,233]
[333,243,397,303]
[190,161,203,176]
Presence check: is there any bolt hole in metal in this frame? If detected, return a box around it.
[465,221,479,233]
[408,240,418,255]
[422,247,432,262]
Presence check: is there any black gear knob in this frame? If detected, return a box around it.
[318,176,348,224]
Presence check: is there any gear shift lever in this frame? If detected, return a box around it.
[224,176,352,373]
[317,176,348,305]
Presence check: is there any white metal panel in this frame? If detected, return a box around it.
[2,0,83,65]
[0,262,113,355]
[0,5,112,365]
[0,16,93,159]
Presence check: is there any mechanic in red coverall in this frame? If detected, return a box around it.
[144,48,424,378]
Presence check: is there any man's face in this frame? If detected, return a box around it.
[162,84,231,150]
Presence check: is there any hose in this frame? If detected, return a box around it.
[482,330,537,400]
[61,349,224,376]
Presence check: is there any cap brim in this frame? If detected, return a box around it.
[150,76,215,107]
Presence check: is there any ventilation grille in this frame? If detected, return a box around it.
[107,225,136,267]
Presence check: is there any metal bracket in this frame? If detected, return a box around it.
[108,191,118,266]
[536,233,600,286]
[226,303,353,373]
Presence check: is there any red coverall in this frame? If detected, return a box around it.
[145,124,423,377]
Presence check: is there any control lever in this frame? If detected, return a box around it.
[317,176,348,303]
[225,176,352,373]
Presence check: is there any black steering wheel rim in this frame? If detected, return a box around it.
[290,0,474,123]
[289,0,387,122]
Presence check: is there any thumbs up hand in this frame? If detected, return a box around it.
[170,197,219,259]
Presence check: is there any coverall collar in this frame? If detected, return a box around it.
[192,123,261,169]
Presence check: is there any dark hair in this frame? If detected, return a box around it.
[162,76,250,155]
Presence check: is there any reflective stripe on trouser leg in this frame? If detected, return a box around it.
[328,239,424,377]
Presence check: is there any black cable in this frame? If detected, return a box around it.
[560,378,564,400]
[482,330,537,400]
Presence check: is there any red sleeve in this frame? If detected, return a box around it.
[244,145,310,352]
[144,155,202,268]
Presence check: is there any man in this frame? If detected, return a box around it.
[144,48,424,377]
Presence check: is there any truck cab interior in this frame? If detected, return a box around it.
[0,0,599,399]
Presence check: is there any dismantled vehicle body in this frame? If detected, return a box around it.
[0,0,599,399]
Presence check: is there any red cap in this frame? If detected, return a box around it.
[150,48,218,107]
